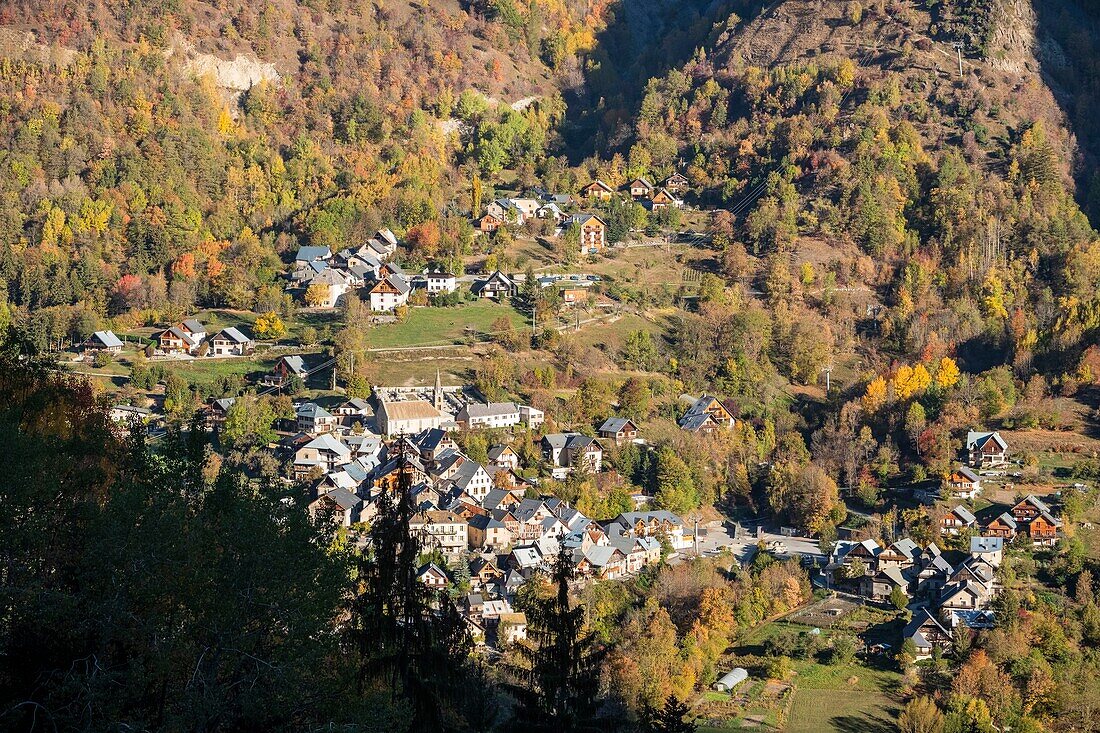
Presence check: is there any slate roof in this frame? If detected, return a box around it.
[473,271,515,295]
[297,402,334,420]
[613,510,686,528]
[295,246,331,262]
[953,466,981,483]
[303,433,351,458]
[468,513,507,532]
[212,397,236,413]
[966,430,1008,451]
[451,461,487,490]
[582,545,620,568]
[598,417,635,434]
[487,444,514,461]
[213,326,251,343]
[318,487,359,511]
[904,609,950,648]
[1019,494,1052,514]
[678,412,718,431]
[572,212,605,227]
[280,355,310,375]
[891,538,921,561]
[413,427,451,452]
[951,505,977,524]
[971,536,1003,554]
[163,326,200,346]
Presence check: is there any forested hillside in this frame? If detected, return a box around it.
[622,0,1100,386]
[0,0,593,342]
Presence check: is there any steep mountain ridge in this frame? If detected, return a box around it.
[614,0,1098,377]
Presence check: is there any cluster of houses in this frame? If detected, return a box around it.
[827,535,1003,658]
[84,320,257,359]
[201,385,738,647]
[940,494,1062,547]
[289,230,447,312]
[474,173,689,257]
[476,192,610,257]
[268,403,690,648]
[579,174,686,212]
[423,506,687,645]
[828,489,1064,659]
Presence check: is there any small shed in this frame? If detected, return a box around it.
[714,667,748,692]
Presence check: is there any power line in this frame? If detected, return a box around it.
[721,42,878,226]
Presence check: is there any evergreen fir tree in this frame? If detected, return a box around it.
[350,447,473,730]
[508,545,605,733]
[645,695,697,733]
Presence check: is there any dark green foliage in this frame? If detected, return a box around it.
[0,328,352,731]
[926,0,998,56]
[508,546,606,733]
[349,449,476,731]
[644,696,697,733]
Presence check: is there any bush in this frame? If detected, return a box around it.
[828,634,857,665]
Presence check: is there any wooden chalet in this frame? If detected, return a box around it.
[966,430,1008,467]
[580,179,614,201]
[573,213,607,254]
[946,466,982,499]
[626,178,653,199]
[982,512,1018,539]
[649,187,681,210]
[476,213,504,233]
[663,172,690,194]
[940,505,977,535]
[598,417,639,446]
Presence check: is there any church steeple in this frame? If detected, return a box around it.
[434,368,443,411]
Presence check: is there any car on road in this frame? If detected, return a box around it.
[586,275,602,281]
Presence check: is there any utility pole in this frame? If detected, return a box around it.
[952,41,964,78]
[824,365,833,392]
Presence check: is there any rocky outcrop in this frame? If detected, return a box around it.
[172,37,279,92]
[0,27,76,67]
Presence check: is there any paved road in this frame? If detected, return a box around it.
[680,520,823,565]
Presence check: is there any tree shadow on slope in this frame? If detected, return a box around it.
[557,0,770,162]
[1033,0,1100,227]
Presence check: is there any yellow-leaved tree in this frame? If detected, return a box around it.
[894,363,931,400]
[254,311,287,340]
[862,375,888,411]
[935,356,960,389]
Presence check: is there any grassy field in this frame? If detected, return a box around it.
[698,610,904,733]
[169,354,283,389]
[368,302,526,349]
[371,353,483,387]
[787,689,897,733]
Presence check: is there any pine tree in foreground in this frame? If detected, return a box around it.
[507,544,605,733]
[349,446,474,731]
